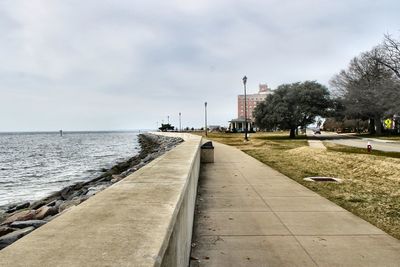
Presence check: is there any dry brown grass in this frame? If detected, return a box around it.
[198,131,400,240]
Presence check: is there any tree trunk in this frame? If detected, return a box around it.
[369,118,376,134]
[374,115,382,135]
[289,128,296,138]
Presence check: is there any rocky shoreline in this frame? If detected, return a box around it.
[0,133,183,250]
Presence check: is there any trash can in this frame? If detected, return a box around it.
[201,141,214,163]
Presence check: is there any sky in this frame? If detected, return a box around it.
[0,0,399,131]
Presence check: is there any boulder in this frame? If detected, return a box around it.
[0,226,15,237]
[15,202,30,211]
[60,182,84,200]
[44,209,67,221]
[120,167,137,177]
[86,184,109,197]
[39,191,61,204]
[111,174,123,183]
[0,227,35,250]
[58,199,81,213]
[64,189,85,200]
[34,206,58,220]
[72,195,89,203]
[73,188,89,198]
[29,200,48,210]
[10,220,47,229]
[60,186,73,200]
[1,210,36,225]
[102,175,112,181]
[47,200,63,209]
[5,205,17,214]
[0,210,5,223]
[132,162,146,171]
[142,154,153,163]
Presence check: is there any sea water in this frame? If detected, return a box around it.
[0,131,140,208]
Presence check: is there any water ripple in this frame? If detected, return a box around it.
[0,131,139,206]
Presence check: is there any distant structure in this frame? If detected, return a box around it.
[237,84,272,121]
[230,83,272,132]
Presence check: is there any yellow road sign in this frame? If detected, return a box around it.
[384,118,392,129]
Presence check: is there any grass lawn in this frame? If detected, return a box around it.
[197,131,400,240]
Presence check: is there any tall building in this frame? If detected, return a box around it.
[230,83,272,132]
[237,83,272,121]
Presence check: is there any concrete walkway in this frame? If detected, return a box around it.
[307,139,326,149]
[190,141,400,267]
[306,129,326,149]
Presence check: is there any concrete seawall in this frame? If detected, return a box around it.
[0,133,202,267]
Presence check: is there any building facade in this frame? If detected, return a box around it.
[230,83,272,132]
[237,83,272,121]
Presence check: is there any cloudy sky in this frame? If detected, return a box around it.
[1,0,399,131]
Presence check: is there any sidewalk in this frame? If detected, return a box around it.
[190,141,400,267]
[360,136,400,144]
[307,130,400,152]
[306,129,326,149]
[335,133,400,144]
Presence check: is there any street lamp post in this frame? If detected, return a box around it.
[242,76,248,141]
[179,112,182,132]
[204,102,208,137]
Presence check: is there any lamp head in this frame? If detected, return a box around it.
[242,76,247,85]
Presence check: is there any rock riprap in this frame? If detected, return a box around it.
[0,227,35,250]
[0,133,183,250]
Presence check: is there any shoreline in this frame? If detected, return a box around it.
[0,133,183,250]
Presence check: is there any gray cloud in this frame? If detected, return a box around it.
[1,0,399,131]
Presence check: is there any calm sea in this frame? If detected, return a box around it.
[0,131,140,208]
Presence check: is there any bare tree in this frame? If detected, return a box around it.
[375,34,400,79]
[330,49,399,134]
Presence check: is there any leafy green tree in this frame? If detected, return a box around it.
[254,81,332,138]
[159,123,174,132]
